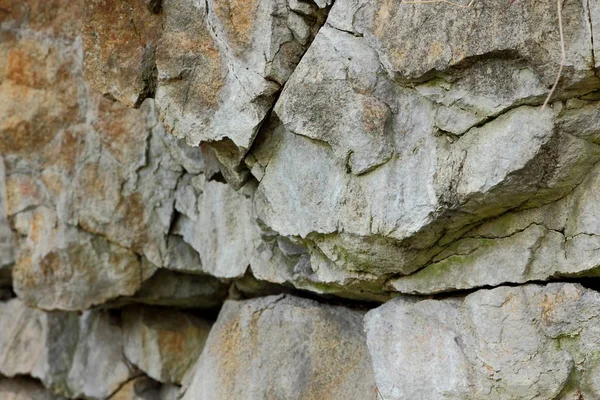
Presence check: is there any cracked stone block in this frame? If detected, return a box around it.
[389,160,600,294]
[12,206,155,311]
[183,295,376,400]
[248,0,600,290]
[0,298,137,399]
[174,175,263,279]
[83,0,329,167]
[83,0,162,108]
[122,306,212,384]
[365,283,600,400]
[351,0,598,91]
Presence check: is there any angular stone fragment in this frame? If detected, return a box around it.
[0,298,137,399]
[70,100,184,268]
[0,377,66,400]
[12,207,155,311]
[389,159,600,294]
[275,26,394,175]
[352,0,598,91]
[174,176,262,279]
[1,4,193,309]
[183,295,375,399]
[122,306,212,384]
[365,283,600,400]
[83,0,162,108]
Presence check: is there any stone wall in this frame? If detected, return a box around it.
[1,0,600,398]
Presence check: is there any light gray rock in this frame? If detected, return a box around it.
[70,100,184,268]
[0,298,137,399]
[365,283,600,400]
[183,295,376,400]
[275,26,394,175]
[0,377,66,400]
[174,176,262,279]
[250,0,600,292]
[389,159,600,294]
[122,306,212,384]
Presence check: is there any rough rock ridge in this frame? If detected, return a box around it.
[2,0,600,398]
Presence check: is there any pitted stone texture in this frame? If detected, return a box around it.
[123,306,212,384]
[0,299,137,399]
[366,283,600,400]
[0,377,66,400]
[183,295,376,400]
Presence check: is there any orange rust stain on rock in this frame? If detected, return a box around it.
[362,97,390,137]
[215,317,246,397]
[427,42,444,64]
[39,252,61,277]
[195,42,227,107]
[213,0,259,54]
[157,330,186,357]
[42,128,83,172]
[94,97,148,164]
[28,0,84,39]
[373,0,394,40]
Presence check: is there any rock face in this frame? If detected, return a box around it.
[365,283,600,400]
[183,295,376,400]
[0,299,136,399]
[122,306,211,384]
[3,0,600,398]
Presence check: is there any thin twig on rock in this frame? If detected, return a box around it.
[400,0,476,8]
[542,0,566,110]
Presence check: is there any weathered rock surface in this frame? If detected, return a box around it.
[0,377,66,400]
[4,0,600,399]
[122,306,211,384]
[248,0,600,292]
[365,283,600,400]
[83,0,329,162]
[183,295,376,399]
[121,269,228,309]
[0,299,137,399]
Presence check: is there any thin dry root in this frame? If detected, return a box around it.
[542,0,566,110]
[373,386,387,400]
[400,0,476,7]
